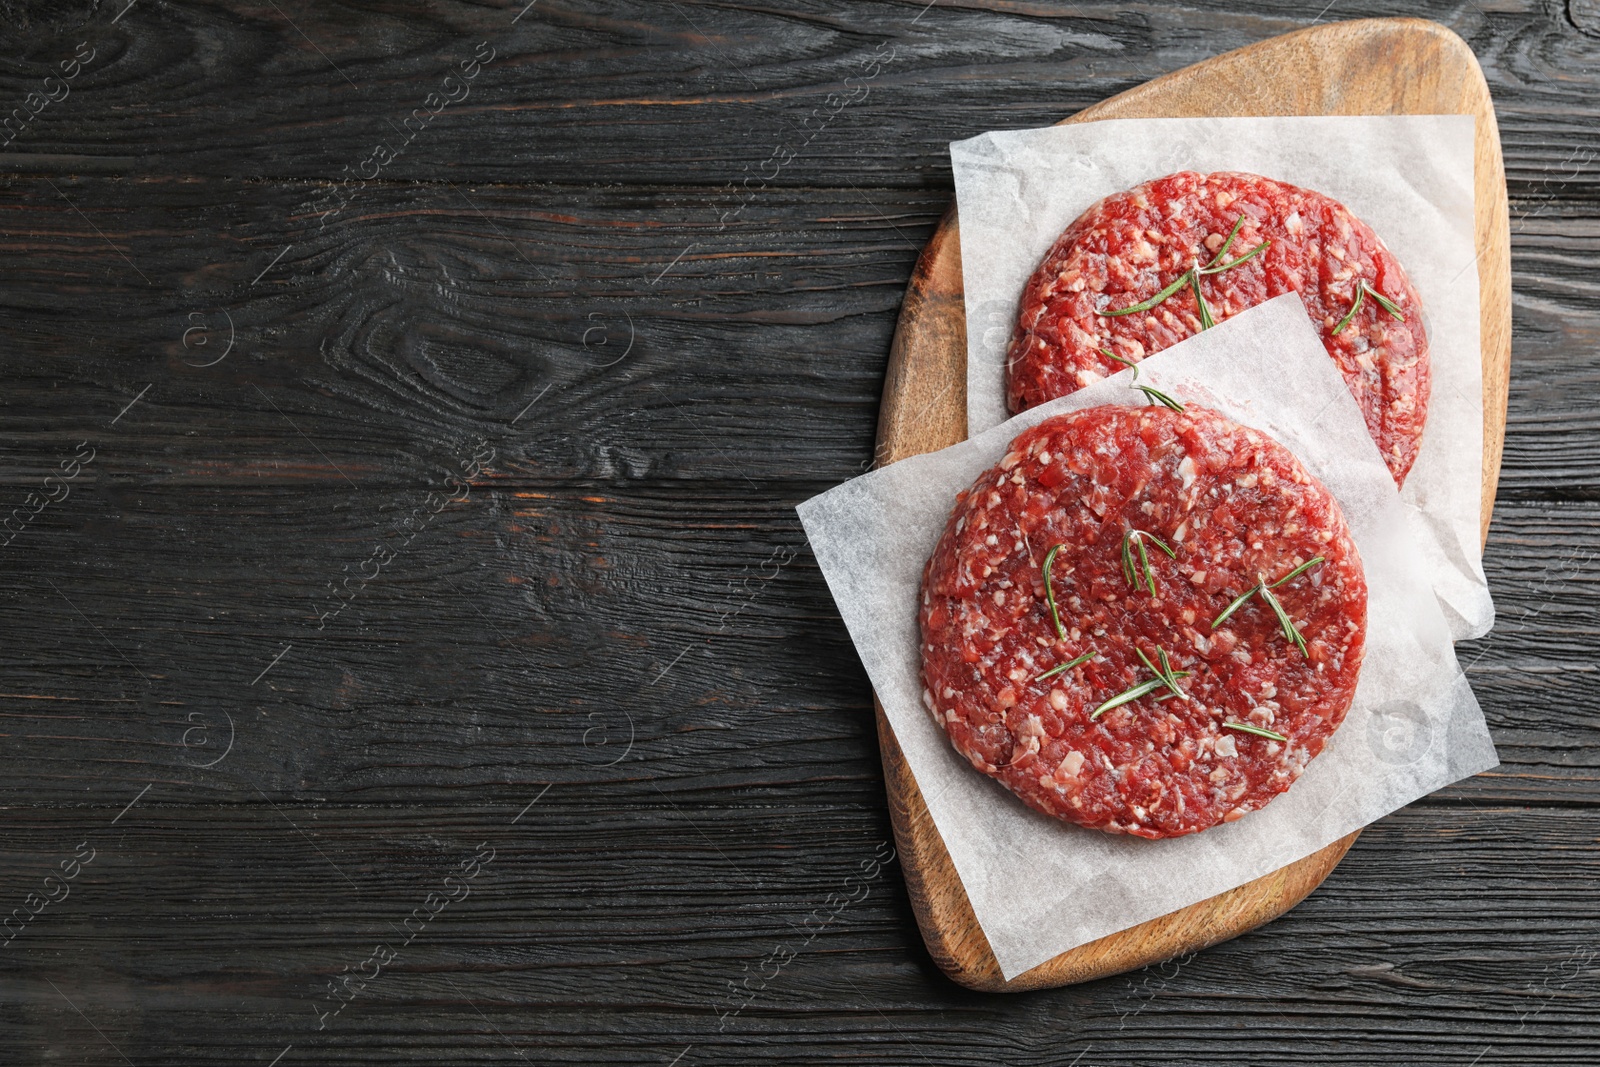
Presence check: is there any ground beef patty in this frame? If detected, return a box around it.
[1006,171,1430,486]
[919,405,1367,838]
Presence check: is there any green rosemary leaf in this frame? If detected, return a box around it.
[1334,281,1406,336]
[1061,649,1099,671]
[1258,581,1309,657]
[1134,647,1190,700]
[1365,284,1406,321]
[1200,238,1269,276]
[1159,648,1192,699]
[1137,385,1186,412]
[1098,269,1193,317]
[1332,282,1366,336]
[1036,649,1097,682]
[1191,269,1215,330]
[1043,543,1068,641]
[1091,677,1167,720]
[1202,215,1246,270]
[1102,349,1186,412]
[1122,530,1178,595]
[1269,555,1326,588]
[1142,531,1177,559]
[1211,583,1261,629]
[1223,722,1289,742]
[1156,647,1180,691]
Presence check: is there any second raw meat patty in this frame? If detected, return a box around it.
[1005,171,1430,485]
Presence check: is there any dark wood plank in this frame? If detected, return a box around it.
[0,0,1594,196]
[0,802,1595,1065]
[0,175,933,486]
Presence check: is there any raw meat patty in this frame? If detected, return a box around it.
[1006,171,1430,485]
[918,405,1367,838]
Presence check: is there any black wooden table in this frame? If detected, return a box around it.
[0,2,1595,1064]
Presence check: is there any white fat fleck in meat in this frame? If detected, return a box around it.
[1214,734,1239,758]
[1178,456,1199,489]
[1056,750,1086,779]
[1008,734,1040,765]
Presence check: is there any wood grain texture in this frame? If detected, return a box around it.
[875,18,1513,991]
[0,0,1594,1063]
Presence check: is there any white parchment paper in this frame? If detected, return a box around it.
[951,115,1491,640]
[798,297,1497,980]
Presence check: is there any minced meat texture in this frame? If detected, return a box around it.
[918,405,1367,838]
[1006,171,1430,486]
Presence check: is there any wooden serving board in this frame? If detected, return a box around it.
[873,17,1511,992]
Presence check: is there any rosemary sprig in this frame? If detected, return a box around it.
[1096,216,1269,327]
[1042,543,1068,641]
[1257,582,1308,657]
[1136,646,1191,700]
[1270,555,1325,588]
[1368,286,1405,319]
[1208,557,1324,657]
[1190,269,1215,329]
[1120,528,1177,595]
[1092,652,1191,720]
[1210,584,1260,629]
[1202,215,1245,268]
[1200,236,1270,275]
[1035,649,1097,683]
[1101,350,1185,412]
[1097,271,1192,318]
[1091,677,1168,721]
[1223,721,1289,742]
[1332,280,1406,336]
